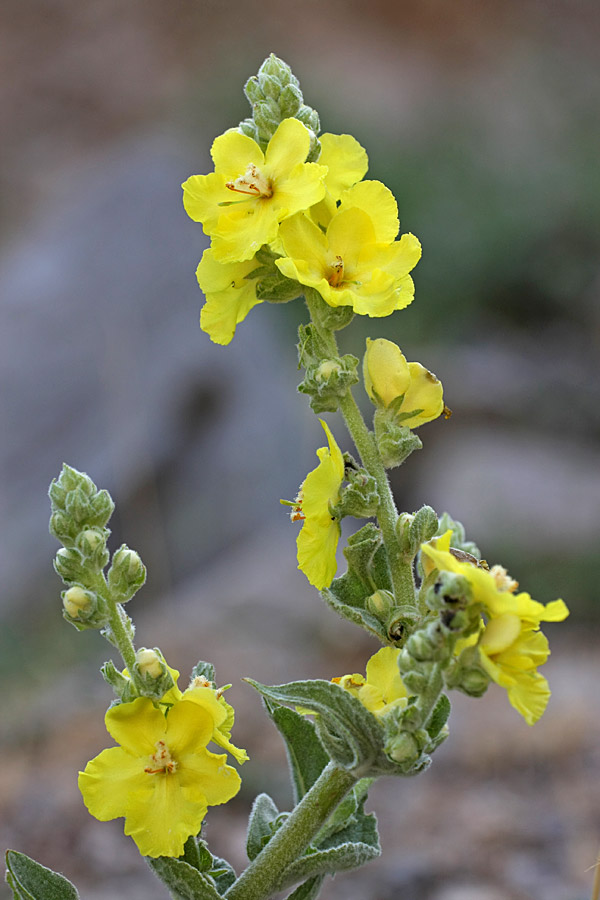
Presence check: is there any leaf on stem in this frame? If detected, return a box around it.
[5,850,79,900]
[263,701,329,803]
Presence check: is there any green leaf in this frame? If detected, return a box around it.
[209,857,236,894]
[426,693,451,738]
[321,584,389,644]
[320,799,379,851]
[264,702,329,803]
[247,679,384,772]
[277,837,381,891]
[284,875,326,900]
[5,850,79,900]
[146,856,222,900]
[246,793,280,861]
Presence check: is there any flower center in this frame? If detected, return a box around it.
[144,740,178,775]
[489,564,519,593]
[226,163,273,199]
[327,256,345,287]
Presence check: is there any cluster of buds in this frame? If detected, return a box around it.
[241,53,321,159]
[49,464,146,631]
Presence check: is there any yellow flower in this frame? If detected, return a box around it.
[195,249,262,345]
[78,697,241,858]
[275,182,421,317]
[293,419,345,589]
[182,118,327,263]
[334,647,408,716]
[421,531,569,625]
[363,338,445,426]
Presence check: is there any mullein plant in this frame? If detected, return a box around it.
[5,54,571,900]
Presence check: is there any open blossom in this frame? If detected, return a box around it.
[78,697,241,858]
[421,530,569,723]
[275,181,421,317]
[334,647,408,717]
[363,337,446,427]
[292,419,345,590]
[182,118,327,264]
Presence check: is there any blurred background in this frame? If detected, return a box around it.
[1,1,599,898]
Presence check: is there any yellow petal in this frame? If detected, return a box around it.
[78,746,147,822]
[400,362,444,427]
[182,173,231,232]
[364,647,406,705]
[123,770,206,858]
[297,518,340,589]
[197,251,262,345]
[363,338,410,407]
[211,129,264,179]
[480,613,522,655]
[506,671,551,725]
[264,118,311,181]
[210,201,280,263]
[180,747,242,806]
[327,208,377,272]
[319,133,369,199]
[278,213,329,275]
[165,700,214,755]
[104,697,165,756]
[340,181,399,242]
[274,162,329,218]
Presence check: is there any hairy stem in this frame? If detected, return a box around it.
[225,763,357,900]
[304,291,416,611]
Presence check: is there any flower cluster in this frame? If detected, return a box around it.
[421,531,569,724]
[183,118,421,343]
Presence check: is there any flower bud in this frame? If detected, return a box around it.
[296,105,320,134]
[49,510,77,545]
[131,647,175,699]
[63,585,96,619]
[244,76,263,105]
[239,117,258,140]
[107,544,146,602]
[258,73,281,100]
[76,528,109,568]
[363,338,411,408]
[88,489,115,527]
[54,547,84,582]
[279,83,303,118]
[384,731,421,766]
[253,99,281,142]
[135,648,163,679]
[366,590,395,618]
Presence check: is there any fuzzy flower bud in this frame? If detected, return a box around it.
[135,648,163,680]
[107,544,146,602]
[54,547,84,582]
[63,585,95,619]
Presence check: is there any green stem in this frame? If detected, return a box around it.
[92,573,137,671]
[304,292,416,611]
[225,763,357,900]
